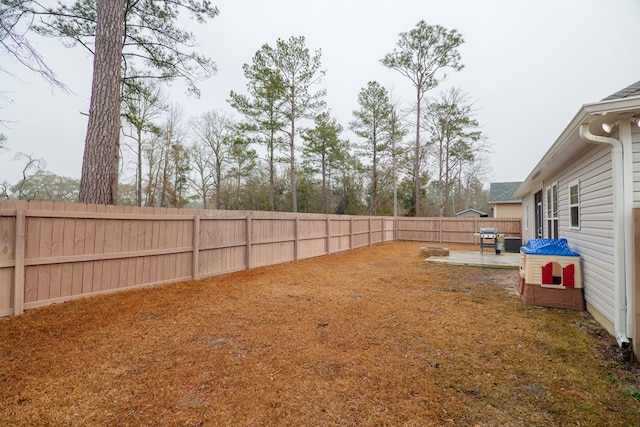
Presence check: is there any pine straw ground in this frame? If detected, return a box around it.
[1,242,639,426]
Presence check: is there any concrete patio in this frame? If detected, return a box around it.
[424,251,520,269]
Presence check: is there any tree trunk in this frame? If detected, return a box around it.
[268,130,276,211]
[371,144,378,216]
[78,0,124,205]
[321,152,327,214]
[136,127,142,207]
[290,137,297,213]
[391,110,398,218]
[290,106,297,213]
[413,89,421,217]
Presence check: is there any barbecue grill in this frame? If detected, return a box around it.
[479,227,502,254]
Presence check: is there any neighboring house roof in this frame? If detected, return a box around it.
[514,80,640,198]
[489,182,523,203]
[455,208,487,217]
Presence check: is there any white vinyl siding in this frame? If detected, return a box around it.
[533,144,615,324]
[520,194,535,243]
[565,146,614,323]
[632,124,640,204]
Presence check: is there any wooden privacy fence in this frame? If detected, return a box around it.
[0,200,520,317]
[397,216,522,243]
[0,201,394,317]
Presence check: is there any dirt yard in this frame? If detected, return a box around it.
[1,242,639,426]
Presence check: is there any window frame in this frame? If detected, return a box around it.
[569,180,580,229]
[545,182,559,239]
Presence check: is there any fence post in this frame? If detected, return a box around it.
[192,214,200,279]
[326,216,331,255]
[368,217,372,246]
[474,217,479,244]
[246,213,252,269]
[393,216,397,242]
[294,217,299,261]
[13,210,25,315]
[349,218,353,250]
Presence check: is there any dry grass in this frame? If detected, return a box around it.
[1,241,639,426]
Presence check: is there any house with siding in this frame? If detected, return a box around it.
[514,80,640,356]
[489,182,522,218]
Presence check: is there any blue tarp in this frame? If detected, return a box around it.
[520,238,580,256]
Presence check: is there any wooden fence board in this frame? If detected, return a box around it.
[61,217,75,298]
[0,268,11,313]
[132,219,144,286]
[94,217,107,292]
[71,205,85,296]
[0,214,15,312]
[298,238,326,260]
[119,219,131,288]
[50,217,65,298]
[82,216,96,294]
[37,214,53,300]
[0,214,14,262]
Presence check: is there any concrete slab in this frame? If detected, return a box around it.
[424,251,520,269]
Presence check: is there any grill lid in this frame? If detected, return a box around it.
[479,227,497,234]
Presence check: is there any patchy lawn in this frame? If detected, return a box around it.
[1,242,638,426]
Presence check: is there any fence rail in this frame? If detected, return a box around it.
[0,200,520,317]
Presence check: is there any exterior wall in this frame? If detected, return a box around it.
[521,194,535,243]
[493,203,522,218]
[559,144,615,327]
[631,125,640,353]
[521,143,616,328]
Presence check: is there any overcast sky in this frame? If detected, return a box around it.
[2,0,640,187]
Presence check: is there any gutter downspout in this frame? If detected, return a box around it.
[579,124,630,348]
[619,120,635,346]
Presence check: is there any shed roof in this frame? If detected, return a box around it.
[489,182,523,203]
[455,208,487,217]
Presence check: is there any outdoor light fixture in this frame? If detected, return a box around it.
[602,122,616,133]
[602,119,640,132]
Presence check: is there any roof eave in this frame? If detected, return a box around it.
[514,94,640,198]
[489,199,522,204]
[514,108,588,198]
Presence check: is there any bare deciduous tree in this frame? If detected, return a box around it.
[0,0,67,89]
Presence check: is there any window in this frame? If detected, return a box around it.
[546,183,558,239]
[535,191,543,238]
[569,181,580,229]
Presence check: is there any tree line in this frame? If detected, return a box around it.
[1,1,491,216]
